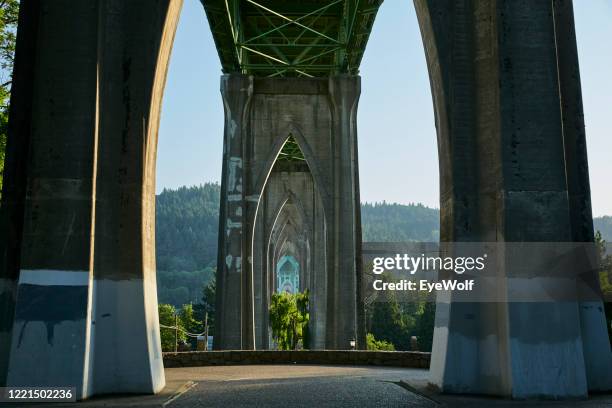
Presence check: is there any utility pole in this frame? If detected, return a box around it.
[174,314,178,353]
[204,312,209,351]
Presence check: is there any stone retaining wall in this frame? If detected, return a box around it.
[163,350,430,369]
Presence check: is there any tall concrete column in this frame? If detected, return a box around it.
[416,0,611,398]
[91,0,182,395]
[327,76,362,349]
[497,0,589,397]
[0,0,182,398]
[553,0,612,391]
[215,75,363,350]
[216,75,254,350]
[0,0,39,386]
[4,1,100,397]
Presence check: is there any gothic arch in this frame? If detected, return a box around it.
[2,0,609,400]
[252,124,330,206]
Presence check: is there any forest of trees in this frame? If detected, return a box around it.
[155,184,612,350]
[361,202,440,242]
[156,184,219,305]
[155,183,446,307]
[156,185,612,308]
[155,184,444,350]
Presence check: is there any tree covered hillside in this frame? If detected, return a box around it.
[155,183,612,306]
[154,184,442,306]
[361,202,439,242]
[157,184,220,271]
[156,184,219,306]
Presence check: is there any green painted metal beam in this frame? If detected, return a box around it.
[201,0,384,77]
[277,135,306,163]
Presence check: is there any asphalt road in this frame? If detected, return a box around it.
[164,366,612,408]
[8,365,612,408]
[168,366,435,408]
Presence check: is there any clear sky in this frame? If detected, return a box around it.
[157,0,612,216]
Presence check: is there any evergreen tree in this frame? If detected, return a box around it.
[415,301,436,352]
[193,277,216,337]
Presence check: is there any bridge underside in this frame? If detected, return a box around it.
[207,0,379,351]
[0,0,610,402]
[202,0,382,77]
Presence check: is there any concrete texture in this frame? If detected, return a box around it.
[553,0,612,392]
[253,170,327,348]
[0,0,183,399]
[0,0,39,385]
[415,0,612,399]
[216,75,364,351]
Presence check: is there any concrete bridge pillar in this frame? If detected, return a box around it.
[553,0,612,391]
[0,0,182,399]
[1,1,101,397]
[216,75,254,350]
[215,75,363,351]
[416,0,612,398]
[327,76,364,349]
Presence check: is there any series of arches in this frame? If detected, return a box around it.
[0,0,609,400]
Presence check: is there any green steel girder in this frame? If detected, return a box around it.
[201,0,384,77]
[276,135,306,163]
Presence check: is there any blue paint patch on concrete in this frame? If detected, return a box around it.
[14,284,88,346]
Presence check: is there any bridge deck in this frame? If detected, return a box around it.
[202,0,383,77]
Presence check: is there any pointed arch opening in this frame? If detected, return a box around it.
[251,133,327,350]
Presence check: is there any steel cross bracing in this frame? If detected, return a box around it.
[277,135,306,163]
[273,135,310,172]
[202,0,383,77]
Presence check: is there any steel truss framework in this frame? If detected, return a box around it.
[277,135,306,163]
[202,0,383,77]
